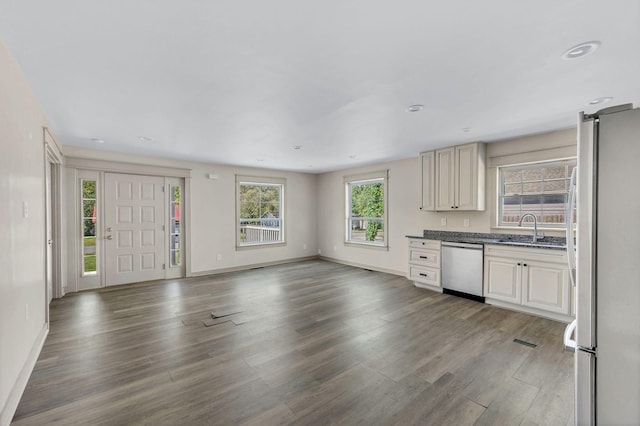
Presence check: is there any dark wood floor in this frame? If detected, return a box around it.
[13,260,574,425]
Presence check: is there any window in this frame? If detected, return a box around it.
[169,184,181,267]
[236,176,285,247]
[81,179,97,275]
[345,170,388,247]
[498,159,577,227]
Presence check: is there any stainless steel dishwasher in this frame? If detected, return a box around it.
[441,241,484,302]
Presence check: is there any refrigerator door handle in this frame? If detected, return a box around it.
[566,167,577,287]
[563,319,577,352]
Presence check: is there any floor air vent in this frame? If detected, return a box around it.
[513,338,537,348]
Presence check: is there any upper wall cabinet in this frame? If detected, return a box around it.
[421,142,486,211]
[420,151,435,211]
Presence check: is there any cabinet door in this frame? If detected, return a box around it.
[484,256,521,303]
[522,260,569,314]
[455,143,478,210]
[421,152,435,211]
[435,147,455,211]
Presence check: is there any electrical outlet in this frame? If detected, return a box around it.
[333,245,337,252]
[464,219,470,227]
[216,254,222,261]
[303,243,307,250]
[441,218,447,226]
[318,249,322,255]
[23,201,29,218]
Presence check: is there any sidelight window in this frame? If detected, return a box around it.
[81,179,97,275]
[169,184,182,267]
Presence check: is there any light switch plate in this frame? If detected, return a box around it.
[464,219,470,227]
[441,218,447,226]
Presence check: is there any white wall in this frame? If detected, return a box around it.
[317,158,424,275]
[316,129,576,275]
[0,40,51,424]
[62,146,318,281]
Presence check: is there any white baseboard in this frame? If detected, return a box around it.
[319,255,406,277]
[1,323,48,426]
[190,255,320,277]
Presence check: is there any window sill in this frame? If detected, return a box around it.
[344,241,389,251]
[236,241,287,251]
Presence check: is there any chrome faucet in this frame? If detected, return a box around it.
[518,213,542,242]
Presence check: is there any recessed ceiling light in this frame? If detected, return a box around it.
[138,136,153,142]
[407,104,424,113]
[90,138,104,144]
[588,97,613,105]
[257,158,264,163]
[349,155,356,160]
[562,41,601,60]
[462,127,471,133]
[293,145,302,150]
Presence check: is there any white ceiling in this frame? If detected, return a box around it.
[1,1,639,173]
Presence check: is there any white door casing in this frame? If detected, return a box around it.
[104,173,165,286]
[45,160,53,304]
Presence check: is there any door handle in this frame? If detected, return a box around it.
[105,235,113,240]
[563,319,577,352]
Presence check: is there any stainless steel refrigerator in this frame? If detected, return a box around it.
[564,105,640,425]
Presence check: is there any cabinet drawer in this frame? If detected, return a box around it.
[409,249,440,268]
[409,265,441,287]
[409,239,441,250]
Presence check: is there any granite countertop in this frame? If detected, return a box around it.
[406,230,567,250]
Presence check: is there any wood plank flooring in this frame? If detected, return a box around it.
[12,260,574,425]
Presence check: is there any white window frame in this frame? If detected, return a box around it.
[344,170,389,249]
[498,158,577,228]
[236,175,286,249]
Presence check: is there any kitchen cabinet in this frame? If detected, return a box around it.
[420,151,435,211]
[421,142,485,212]
[522,260,569,314]
[485,256,521,304]
[484,245,572,321]
[407,238,442,291]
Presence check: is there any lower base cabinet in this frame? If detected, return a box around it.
[408,238,442,292]
[484,245,573,321]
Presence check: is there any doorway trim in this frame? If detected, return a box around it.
[43,128,63,318]
[65,156,192,290]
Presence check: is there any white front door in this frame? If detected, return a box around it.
[104,173,165,286]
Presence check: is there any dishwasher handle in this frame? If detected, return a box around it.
[441,241,484,250]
